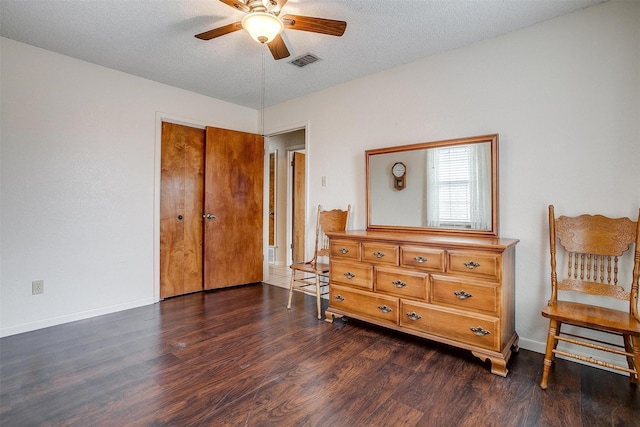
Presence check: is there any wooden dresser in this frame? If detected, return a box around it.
[325,230,519,376]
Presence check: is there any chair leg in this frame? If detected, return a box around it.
[540,319,559,389]
[287,271,295,310]
[623,335,637,384]
[630,335,640,386]
[315,273,322,320]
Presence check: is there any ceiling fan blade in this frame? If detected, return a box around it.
[282,14,347,37]
[218,0,250,13]
[267,34,290,60]
[195,22,243,40]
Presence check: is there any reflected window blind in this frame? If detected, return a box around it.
[436,146,471,225]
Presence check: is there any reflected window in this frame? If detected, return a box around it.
[426,143,491,230]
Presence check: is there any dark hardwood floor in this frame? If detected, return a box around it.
[1,283,639,426]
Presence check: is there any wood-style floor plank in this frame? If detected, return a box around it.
[1,284,639,426]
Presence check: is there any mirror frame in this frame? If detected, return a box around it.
[366,134,499,237]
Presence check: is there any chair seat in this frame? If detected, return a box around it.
[542,301,640,336]
[289,261,329,275]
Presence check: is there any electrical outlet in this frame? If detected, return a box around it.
[32,280,44,295]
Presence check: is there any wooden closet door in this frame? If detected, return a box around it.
[203,126,264,289]
[160,122,205,298]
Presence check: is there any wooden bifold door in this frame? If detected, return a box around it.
[160,122,264,298]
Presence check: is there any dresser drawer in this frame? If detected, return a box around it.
[375,266,429,300]
[330,259,373,290]
[400,246,445,272]
[400,301,499,351]
[447,250,501,279]
[330,239,360,260]
[330,285,398,325]
[362,242,399,266]
[431,275,498,314]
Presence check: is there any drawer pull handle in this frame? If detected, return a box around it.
[334,295,345,302]
[414,256,428,263]
[378,305,393,314]
[340,247,350,254]
[470,326,491,336]
[405,311,422,321]
[464,261,481,269]
[373,251,385,258]
[392,280,407,288]
[343,272,356,279]
[454,290,473,300]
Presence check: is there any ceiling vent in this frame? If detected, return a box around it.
[289,53,321,68]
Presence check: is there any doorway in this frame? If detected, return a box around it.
[264,128,306,273]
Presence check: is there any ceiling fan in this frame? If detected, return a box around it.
[195,0,347,60]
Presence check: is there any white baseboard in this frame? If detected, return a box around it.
[0,298,156,338]
[517,336,627,376]
[517,337,546,354]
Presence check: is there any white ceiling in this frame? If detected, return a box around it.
[1,0,605,109]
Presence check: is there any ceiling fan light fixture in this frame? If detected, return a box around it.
[242,12,283,44]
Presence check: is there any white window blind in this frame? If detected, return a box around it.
[436,146,472,225]
[426,143,491,230]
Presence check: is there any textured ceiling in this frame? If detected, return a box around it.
[1,0,605,109]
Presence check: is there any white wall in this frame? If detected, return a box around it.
[264,1,640,358]
[0,38,258,336]
[369,149,428,227]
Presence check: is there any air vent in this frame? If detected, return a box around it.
[289,53,321,68]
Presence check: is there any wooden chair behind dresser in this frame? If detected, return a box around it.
[287,205,351,319]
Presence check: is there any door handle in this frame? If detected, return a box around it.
[202,213,217,219]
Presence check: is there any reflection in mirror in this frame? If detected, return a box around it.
[367,134,498,237]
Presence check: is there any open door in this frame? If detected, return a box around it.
[204,126,264,289]
[268,151,276,247]
[291,151,306,263]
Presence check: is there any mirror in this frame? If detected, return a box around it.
[366,134,499,237]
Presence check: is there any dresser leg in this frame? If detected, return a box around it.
[512,335,520,352]
[471,351,508,377]
[489,357,509,377]
[325,310,348,324]
[471,333,518,377]
[324,310,335,323]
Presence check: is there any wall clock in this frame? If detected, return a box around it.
[392,162,406,190]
